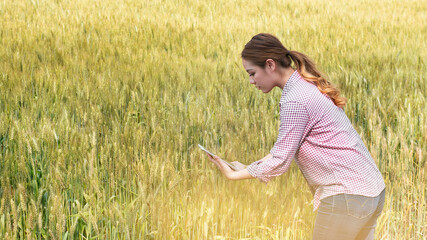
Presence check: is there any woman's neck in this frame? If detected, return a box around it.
[278,67,295,89]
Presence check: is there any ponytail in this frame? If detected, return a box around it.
[242,33,347,108]
[288,51,347,108]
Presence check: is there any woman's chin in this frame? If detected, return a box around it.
[262,88,272,93]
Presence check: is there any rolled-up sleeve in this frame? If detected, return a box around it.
[247,101,309,183]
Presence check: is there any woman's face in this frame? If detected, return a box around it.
[242,58,276,93]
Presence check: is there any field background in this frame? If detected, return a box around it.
[0,0,426,239]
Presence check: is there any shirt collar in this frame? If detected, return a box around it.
[280,70,301,103]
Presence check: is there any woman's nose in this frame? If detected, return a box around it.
[249,78,255,84]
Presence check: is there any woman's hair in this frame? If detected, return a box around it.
[241,33,347,108]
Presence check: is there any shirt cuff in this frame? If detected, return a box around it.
[247,159,272,183]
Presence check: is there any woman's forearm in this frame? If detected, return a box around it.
[227,153,272,180]
[228,169,254,180]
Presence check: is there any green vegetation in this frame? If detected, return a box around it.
[0,0,425,239]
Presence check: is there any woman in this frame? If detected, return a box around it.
[206,33,386,240]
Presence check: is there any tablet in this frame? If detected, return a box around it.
[198,144,238,171]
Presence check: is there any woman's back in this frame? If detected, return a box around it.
[277,70,385,210]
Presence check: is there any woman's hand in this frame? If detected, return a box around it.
[231,161,247,171]
[206,154,235,179]
[206,154,254,180]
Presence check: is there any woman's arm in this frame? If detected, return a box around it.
[206,153,272,180]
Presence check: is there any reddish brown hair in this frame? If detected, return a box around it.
[241,33,347,108]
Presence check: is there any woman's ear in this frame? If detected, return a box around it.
[265,59,276,72]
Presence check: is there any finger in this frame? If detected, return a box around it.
[207,153,216,162]
[208,154,221,163]
[215,157,232,171]
[206,154,220,168]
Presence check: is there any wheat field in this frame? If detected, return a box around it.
[0,0,426,239]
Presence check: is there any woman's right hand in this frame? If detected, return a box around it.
[231,161,247,171]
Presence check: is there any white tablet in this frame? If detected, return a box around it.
[198,144,238,171]
[198,144,217,157]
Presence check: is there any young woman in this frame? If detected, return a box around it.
[205,33,386,240]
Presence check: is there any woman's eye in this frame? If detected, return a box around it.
[249,73,255,77]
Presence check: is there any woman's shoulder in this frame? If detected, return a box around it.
[281,78,342,120]
[281,77,318,106]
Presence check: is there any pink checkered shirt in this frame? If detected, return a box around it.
[246,70,385,211]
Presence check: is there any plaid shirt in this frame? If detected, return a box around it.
[246,71,385,211]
